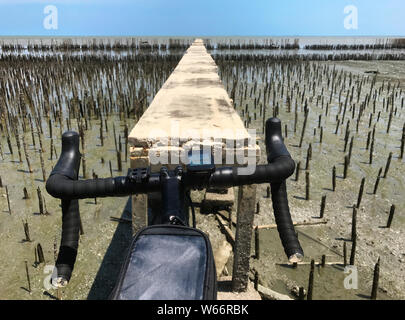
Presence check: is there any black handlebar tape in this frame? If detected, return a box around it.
[208,117,295,187]
[51,131,81,179]
[48,131,82,283]
[270,181,304,260]
[208,158,295,188]
[265,117,291,162]
[266,117,304,261]
[56,198,80,282]
[46,174,161,199]
[47,175,128,199]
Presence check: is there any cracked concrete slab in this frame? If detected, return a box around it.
[128,39,251,150]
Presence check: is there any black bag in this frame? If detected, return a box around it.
[110,225,217,300]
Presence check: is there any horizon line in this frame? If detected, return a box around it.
[0,35,404,38]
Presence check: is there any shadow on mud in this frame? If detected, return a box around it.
[87,198,133,300]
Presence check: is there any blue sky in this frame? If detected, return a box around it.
[0,0,404,36]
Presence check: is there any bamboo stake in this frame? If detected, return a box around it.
[320,195,326,218]
[23,219,31,242]
[370,257,380,300]
[295,161,301,182]
[25,260,31,293]
[351,206,357,242]
[37,187,44,215]
[37,243,45,264]
[343,155,349,179]
[299,109,309,148]
[39,149,46,182]
[6,185,11,214]
[386,204,396,228]
[383,152,392,178]
[356,178,365,208]
[305,171,310,200]
[373,168,382,194]
[350,234,357,265]
[307,259,314,300]
[255,226,260,260]
[343,242,347,267]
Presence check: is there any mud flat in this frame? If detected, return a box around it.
[215,57,405,299]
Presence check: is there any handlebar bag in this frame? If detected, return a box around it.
[110,225,217,300]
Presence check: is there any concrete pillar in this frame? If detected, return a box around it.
[232,184,257,292]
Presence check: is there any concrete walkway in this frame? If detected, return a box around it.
[128,39,260,295]
[129,39,250,148]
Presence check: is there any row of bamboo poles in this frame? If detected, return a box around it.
[215,55,404,299]
[1,37,404,53]
[0,48,182,299]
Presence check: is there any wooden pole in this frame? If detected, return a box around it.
[343,155,349,179]
[370,257,380,300]
[23,187,29,199]
[350,234,357,265]
[37,243,45,264]
[255,226,260,260]
[256,202,260,214]
[383,152,392,178]
[39,149,46,182]
[25,260,31,293]
[320,126,323,143]
[295,161,301,182]
[373,168,383,195]
[320,195,326,218]
[386,204,396,228]
[351,206,357,242]
[23,219,31,242]
[22,135,33,173]
[343,242,347,267]
[356,178,365,208]
[116,150,122,172]
[305,143,312,170]
[307,259,315,300]
[305,171,310,200]
[254,269,259,290]
[6,185,12,214]
[232,184,257,292]
[299,109,309,148]
[369,139,374,165]
[37,187,44,215]
[366,131,371,150]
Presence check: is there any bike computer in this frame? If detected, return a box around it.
[186,148,215,172]
[185,148,215,189]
